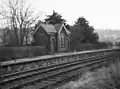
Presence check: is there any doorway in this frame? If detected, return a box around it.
[51,37,56,54]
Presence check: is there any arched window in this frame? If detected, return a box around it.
[60,34,64,48]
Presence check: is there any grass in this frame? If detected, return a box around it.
[56,61,120,89]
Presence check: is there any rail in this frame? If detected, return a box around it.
[0,48,119,89]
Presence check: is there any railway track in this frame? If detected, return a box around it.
[0,53,115,89]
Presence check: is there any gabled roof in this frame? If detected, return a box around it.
[54,24,63,32]
[32,23,71,35]
[41,24,57,34]
[54,24,71,35]
[32,24,56,35]
[66,29,71,35]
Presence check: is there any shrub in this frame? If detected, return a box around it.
[71,43,108,51]
[0,46,47,62]
[30,46,47,56]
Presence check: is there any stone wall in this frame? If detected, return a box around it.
[0,49,117,76]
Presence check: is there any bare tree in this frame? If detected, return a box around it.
[0,0,38,45]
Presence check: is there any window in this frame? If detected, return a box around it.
[60,34,64,48]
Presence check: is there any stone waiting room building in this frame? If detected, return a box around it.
[32,23,71,54]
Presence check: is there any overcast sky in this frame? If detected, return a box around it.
[1,0,120,30]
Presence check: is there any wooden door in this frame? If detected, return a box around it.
[51,37,56,54]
